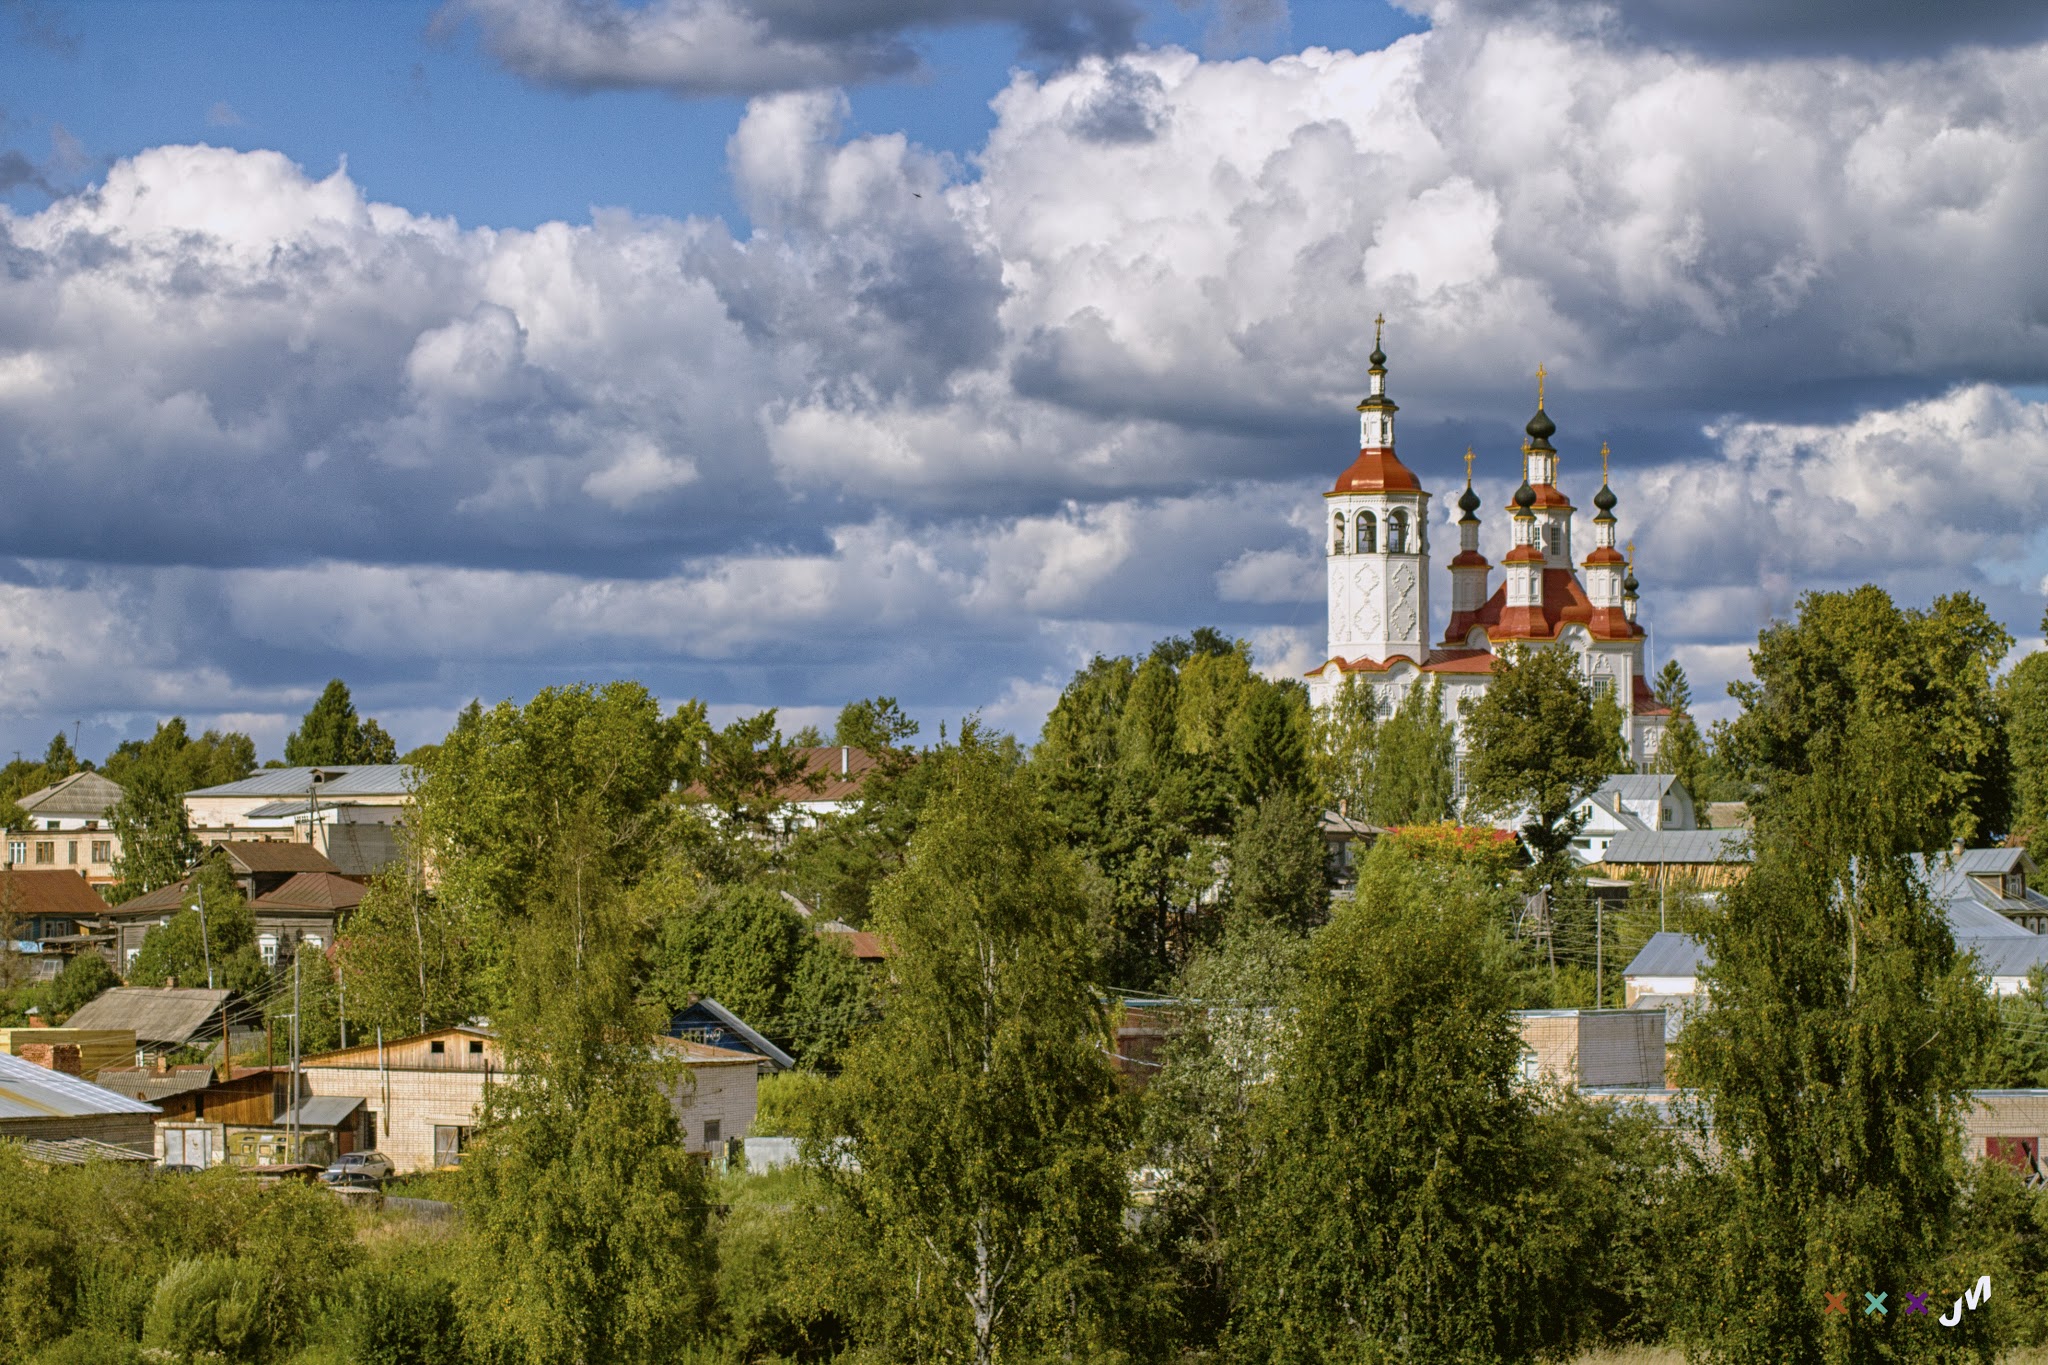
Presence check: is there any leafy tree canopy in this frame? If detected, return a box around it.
[832,695,920,754]
[282,679,399,767]
[1720,585,2012,847]
[1460,647,1612,882]
[128,858,265,995]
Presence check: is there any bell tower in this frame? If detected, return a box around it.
[1324,318,1431,668]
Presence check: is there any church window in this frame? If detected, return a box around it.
[1387,509,1408,554]
[1356,511,1376,553]
[1332,514,1345,554]
[1543,522,1559,556]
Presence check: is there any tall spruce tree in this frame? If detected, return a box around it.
[283,680,398,767]
[1650,661,1710,813]
[822,730,1141,1364]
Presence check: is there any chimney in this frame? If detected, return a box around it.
[20,1043,82,1076]
[165,977,177,990]
[26,1011,46,1029]
[1952,839,1966,859]
[155,1053,171,1074]
[841,746,849,776]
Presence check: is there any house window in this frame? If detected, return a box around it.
[433,1125,470,1166]
[1592,674,1615,698]
[1356,510,1376,553]
[91,840,111,863]
[468,1040,484,1055]
[67,841,77,865]
[258,934,278,968]
[1517,1050,1542,1083]
[430,1040,446,1054]
[302,935,323,951]
[704,1119,721,1147]
[44,821,58,831]
[7,841,23,866]
[125,948,140,971]
[34,842,54,864]
[2007,873,2026,899]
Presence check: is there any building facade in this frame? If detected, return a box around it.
[3,772,124,887]
[1306,331,1668,766]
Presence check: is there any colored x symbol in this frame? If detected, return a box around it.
[1905,1293,1930,1315]
[1824,1292,1848,1314]
[1865,1292,1887,1316]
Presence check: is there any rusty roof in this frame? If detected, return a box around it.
[0,870,110,922]
[217,841,342,875]
[250,872,368,912]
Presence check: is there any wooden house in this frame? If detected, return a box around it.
[0,1024,138,1080]
[65,987,259,1061]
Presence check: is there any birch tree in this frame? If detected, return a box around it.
[826,728,1144,1363]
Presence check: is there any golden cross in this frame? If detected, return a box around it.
[1626,539,1635,566]
[1600,441,1610,481]
[1374,312,1384,347]
[1535,363,1547,408]
[1463,446,1474,483]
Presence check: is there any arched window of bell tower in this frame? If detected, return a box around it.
[1332,513,1345,554]
[1387,509,1409,554]
[1356,511,1376,553]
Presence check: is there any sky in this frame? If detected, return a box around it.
[2,0,2048,763]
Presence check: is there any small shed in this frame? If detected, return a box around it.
[0,1051,159,1151]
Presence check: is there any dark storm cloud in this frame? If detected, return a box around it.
[445,0,1144,99]
[1407,0,2048,57]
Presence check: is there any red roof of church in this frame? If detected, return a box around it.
[1632,675,1672,716]
[1306,648,1498,678]
[1328,448,1423,494]
[1442,570,1640,645]
[1510,483,1573,510]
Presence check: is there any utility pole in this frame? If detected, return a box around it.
[193,879,214,991]
[289,949,301,1163]
[1595,892,1605,1008]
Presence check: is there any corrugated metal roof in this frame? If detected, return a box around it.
[1960,936,2048,978]
[66,988,237,1046]
[187,766,416,799]
[1601,828,1750,865]
[1954,848,2027,876]
[14,1136,156,1164]
[1623,932,1709,978]
[250,872,367,912]
[0,870,112,921]
[0,1052,159,1121]
[218,841,341,875]
[278,1096,363,1128]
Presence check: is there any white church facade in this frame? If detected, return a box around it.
[1304,330,1669,768]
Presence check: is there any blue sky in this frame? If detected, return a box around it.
[1,0,2046,764]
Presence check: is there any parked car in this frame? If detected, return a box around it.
[319,1153,394,1185]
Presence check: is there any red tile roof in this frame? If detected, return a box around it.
[1442,569,1639,645]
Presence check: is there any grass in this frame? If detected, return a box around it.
[1570,1349,1682,1365]
[379,1168,462,1201]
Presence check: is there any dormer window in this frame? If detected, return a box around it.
[2007,872,2026,899]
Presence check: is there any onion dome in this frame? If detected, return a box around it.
[1525,407,1556,445]
[1514,478,1536,512]
[1622,566,1639,596]
[1594,482,1617,513]
[1459,482,1481,516]
[1369,341,1387,369]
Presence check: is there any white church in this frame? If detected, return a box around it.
[1304,328,1669,768]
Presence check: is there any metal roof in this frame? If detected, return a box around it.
[66,987,239,1046]
[278,1096,364,1128]
[668,998,795,1071]
[187,765,416,799]
[1601,828,1750,865]
[13,1136,156,1164]
[1594,774,1680,803]
[217,841,342,875]
[1953,848,2028,876]
[0,1052,159,1121]
[249,872,367,912]
[0,870,113,921]
[1622,932,1710,978]
[1959,936,2048,979]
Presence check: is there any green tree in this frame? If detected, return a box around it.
[42,952,118,1021]
[102,719,256,792]
[1311,672,1378,817]
[283,679,400,767]
[456,846,718,1365]
[1972,967,2048,1089]
[40,731,80,778]
[832,695,920,754]
[1369,677,1459,824]
[2001,612,2048,862]
[337,828,472,1039]
[1672,682,1999,1362]
[107,730,205,901]
[1461,647,1612,883]
[780,736,946,927]
[1590,683,1631,775]
[419,684,683,1011]
[821,731,1144,1363]
[1651,662,1711,812]
[1230,842,1609,1362]
[128,859,266,994]
[1721,586,2012,848]
[1141,915,1309,1350]
[1225,789,1328,932]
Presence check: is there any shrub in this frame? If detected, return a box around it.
[142,1257,268,1363]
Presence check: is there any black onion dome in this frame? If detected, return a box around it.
[1458,482,1482,515]
[1594,482,1617,513]
[1514,479,1536,510]
[1369,343,1387,368]
[1525,407,1556,443]
[1623,568,1639,595]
